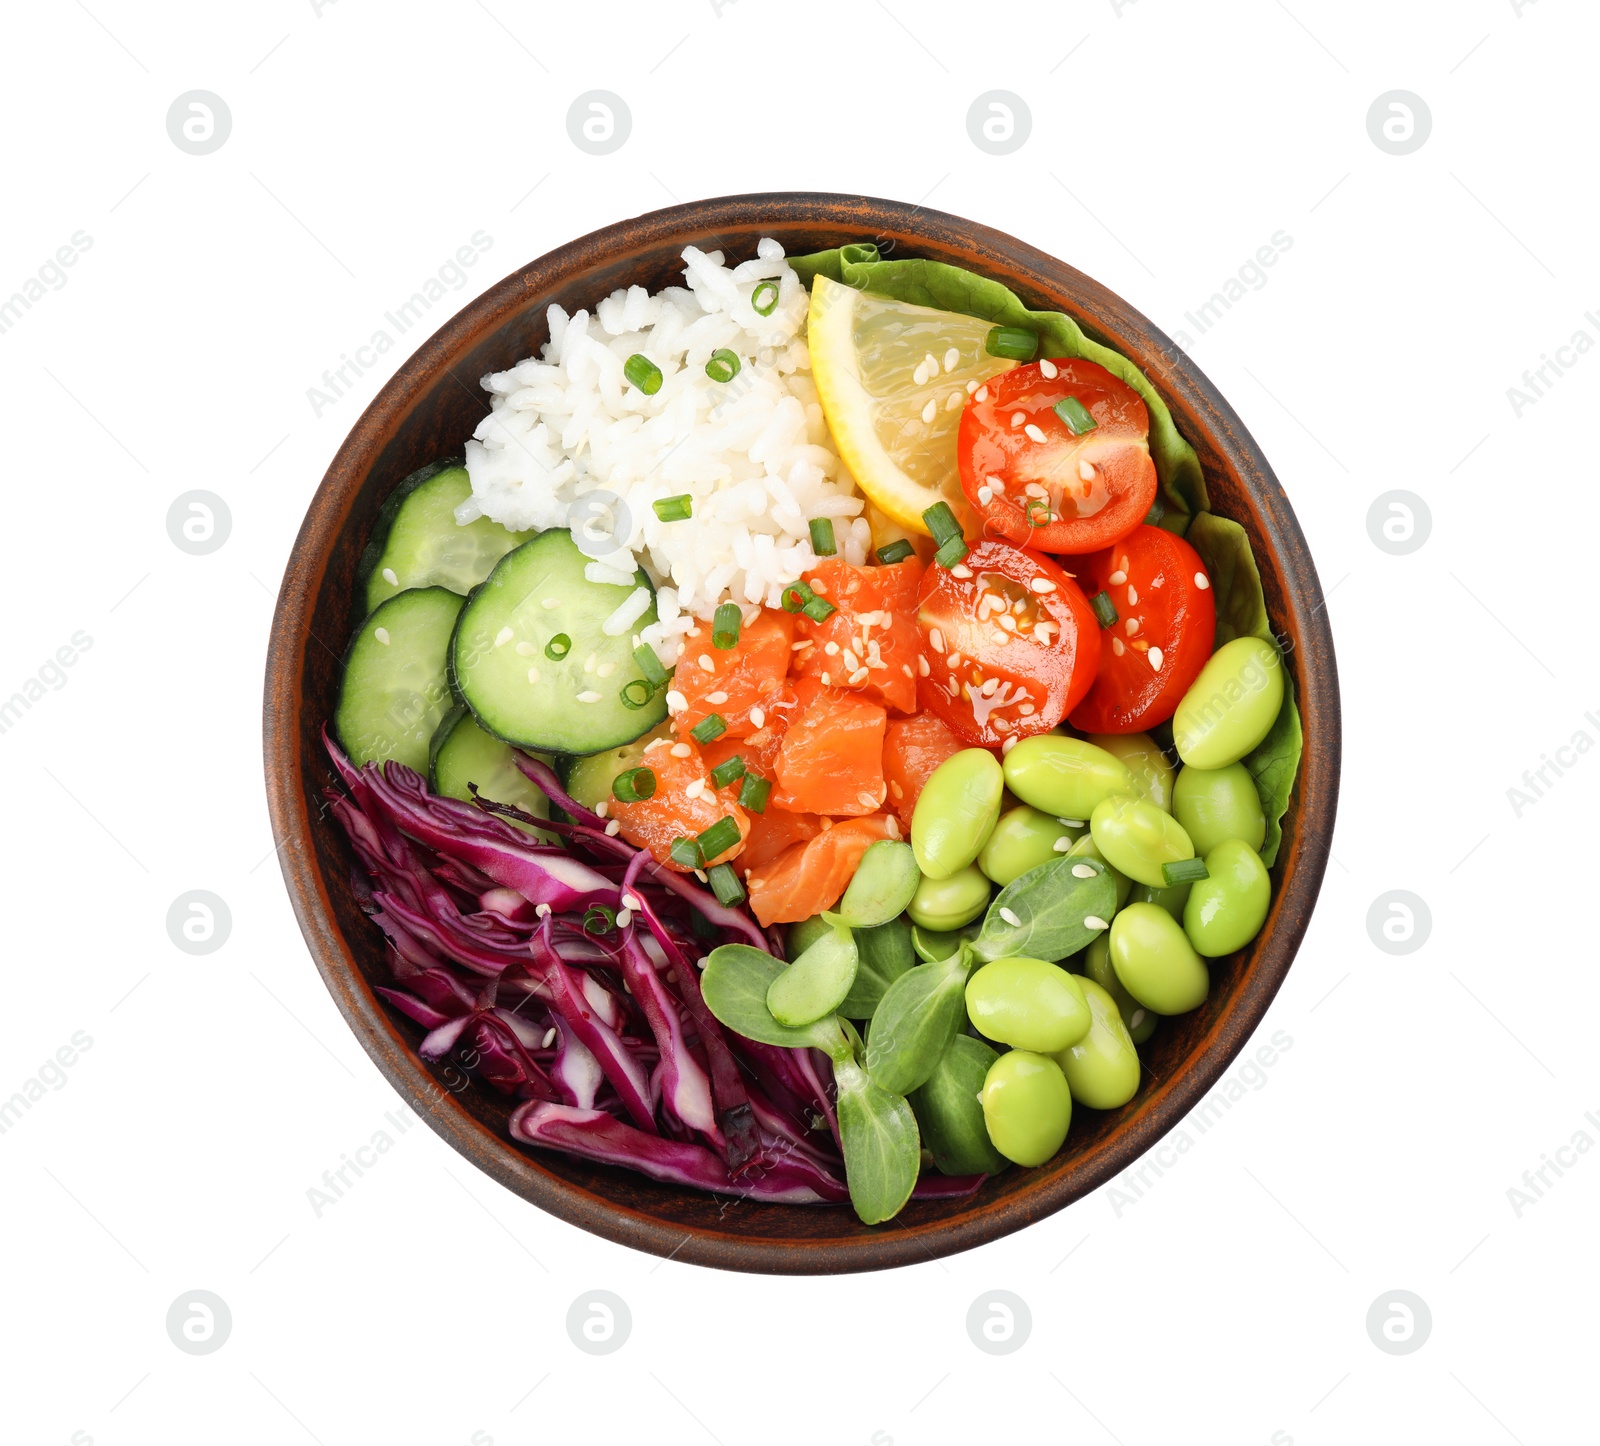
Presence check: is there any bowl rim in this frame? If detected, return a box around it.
[263,191,1340,1274]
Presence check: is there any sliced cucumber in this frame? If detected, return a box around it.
[451,530,667,754]
[356,459,529,617]
[559,721,674,811]
[335,587,463,773]
[429,703,555,840]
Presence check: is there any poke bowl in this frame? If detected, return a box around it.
[263,193,1340,1274]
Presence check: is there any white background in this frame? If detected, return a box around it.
[2,1,1594,1442]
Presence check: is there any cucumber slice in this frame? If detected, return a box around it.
[429,704,556,841]
[451,530,668,754]
[559,721,674,811]
[335,587,463,773]
[356,460,529,617]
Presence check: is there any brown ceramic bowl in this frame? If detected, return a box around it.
[264,193,1339,1274]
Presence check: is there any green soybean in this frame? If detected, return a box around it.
[786,913,833,961]
[1109,902,1209,1014]
[965,956,1092,1053]
[979,1050,1072,1167]
[1081,933,1158,1044]
[978,805,1080,886]
[1184,838,1271,956]
[1087,732,1175,813]
[912,748,1003,880]
[907,864,992,932]
[1173,636,1285,768]
[911,1034,1007,1176]
[838,839,921,927]
[1055,976,1142,1109]
[1090,793,1196,889]
[1172,762,1266,856]
[767,919,858,1027]
[1128,879,1192,926]
[1065,833,1131,909]
[1002,734,1136,820]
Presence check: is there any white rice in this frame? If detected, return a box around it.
[460,238,867,665]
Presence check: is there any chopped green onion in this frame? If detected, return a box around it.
[751,280,780,316]
[696,816,742,861]
[545,633,572,660]
[1162,858,1210,886]
[1143,496,1166,527]
[705,349,741,383]
[1025,498,1051,529]
[1053,395,1098,435]
[624,353,663,394]
[712,603,742,651]
[709,755,747,789]
[809,518,837,556]
[986,326,1038,362]
[839,242,879,266]
[934,535,969,569]
[670,837,704,870]
[612,767,657,804]
[875,539,915,565]
[583,904,617,935]
[1090,591,1119,627]
[922,501,963,546]
[802,595,837,623]
[653,494,693,523]
[691,713,727,745]
[737,773,770,813]
[707,862,746,907]
[620,678,654,709]
[780,580,816,614]
[632,644,669,688]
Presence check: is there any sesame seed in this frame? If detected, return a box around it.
[605,819,621,836]
[944,347,960,372]
[1010,411,1026,427]
[966,378,980,394]
[1024,423,1047,444]
[1001,736,1018,755]
[1127,585,1139,605]
[925,352,939,373]
[373,627,391,646]
[698,654,715,672]
[929,627,945,653]
[992,627,1010,646]
[824,641,841,656]
[810,577,828,594]
[917,655,931,676]
[999,907,1022,927]
[615,907,633,928]
[381,567,399,586]
[1059,818,1085,827]
[542,1028,558,1049]
[494,627,514,647]
[1070,861,1095,874]
[946,678,959,696]
[706,690,729,705]
[1108,570,1127,586]
[1029,577,1055,594]
[901,663,913,678]
[913,362,929,386]
[1025,482,1048,499]
[595,799,609,818]
[951,564,973,579]
[645,737,669,752]
[666,689,687,713]
[857,790,878,808]
[987,474,1005,492]
[921,398,937,424]
[791,639,813,652]
[670,742,692,757]
[695,868,709,882]
[975,385,989,403]
[821,672,831,685]
[1079,459,1095,482]
[885,816,902,839]
[842,649,859,670]
[535,903,552,917]
[1000,615,1017,632]
[890,781,904,799]
[849,667,869,684]
[527,666,541,684]
[1149,647,1164,670]
[598,661,617,678]
[685,779,705,800]
[947,652,963,668]
[1126,617,1140,636]
[946,390,965,412]
[749,706,765,728]
[516,640,535,656]
[1039,358,1058,379]
[1084,915,1109,931]
[1195,571,1210,590]
[542,597,561,609]
[978,486,993,505]
[576,690,602,703]
[1055,839,1075,854]
[1112,637,1126,656]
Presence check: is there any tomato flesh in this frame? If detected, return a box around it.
[915,540,1100,747]
[882,713,971,827]
[958,358,1158,554]
[1067,524,1217,734]
[792,557,923,714]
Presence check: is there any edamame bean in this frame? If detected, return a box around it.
[1066,833,1131,909]
[1002,734,1135,819]
[979,1050,1072,1167]
[911,1034,1007,1177]
[1172,636,1284,768]
[907,864,992,932]
[912,748,1003,880]
[1081,934,1158,1044]
[1184,838,1271,956]
[978,805,1080,886]
[1172,762,1266,856]
[786,913,833,961]
[1089,794,1196,889]
[1109,902,1209,1014]
[1088,732,1175,813]
[1055,976,1141,1109]
[838,840,921,927]
[965,956,1092,1053]
[1128,880,1191,926]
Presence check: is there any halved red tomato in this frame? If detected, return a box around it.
[957,358,1158,554]
[915,540,1100,747]
[1067,525,1217,734]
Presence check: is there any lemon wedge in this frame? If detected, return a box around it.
[807,275,1016,537]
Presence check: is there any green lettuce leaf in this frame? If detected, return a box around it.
[1185,512,1270,647]
[1244,678,1301,868]
[789,245,1207,525]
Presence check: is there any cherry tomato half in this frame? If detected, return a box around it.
[915,540,1100,747]
[958,358,1159,554]
[1067,525,1217,735]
